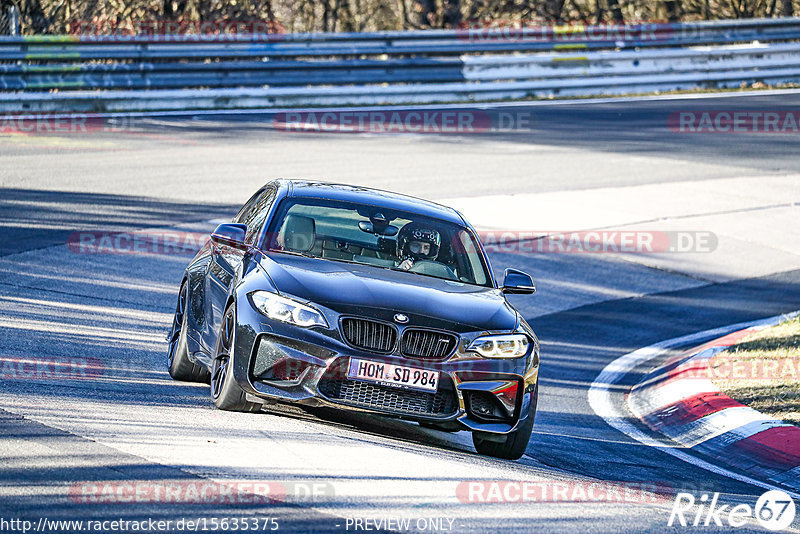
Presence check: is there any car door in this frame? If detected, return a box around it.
[205,186,277,343]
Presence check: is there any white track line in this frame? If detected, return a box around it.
[588,311,800,498]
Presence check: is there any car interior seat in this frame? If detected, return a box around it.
[279,214,316,252]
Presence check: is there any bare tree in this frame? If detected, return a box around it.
[163,0,189,20]
[20,0,50,33]
[607,0,625,22]
[413,0,436,27]
[442,0,461,27]
[17,0,799,35]
[665,0,682,20]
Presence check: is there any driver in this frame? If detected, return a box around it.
[396,223,441,270]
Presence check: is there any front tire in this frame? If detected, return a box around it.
[210,304,261,413]
[472,384,537,460]
[168,282,210,383]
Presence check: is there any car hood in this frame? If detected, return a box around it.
[257,252,518,332]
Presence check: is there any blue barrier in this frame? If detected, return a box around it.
[0,57,466,90]
[3,29,800,61]
[1,17,800,110]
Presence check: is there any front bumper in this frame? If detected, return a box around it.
[231,298,539,435]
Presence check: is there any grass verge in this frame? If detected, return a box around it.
[709,316,800,425]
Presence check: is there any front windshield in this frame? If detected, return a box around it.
[263,198,492,287]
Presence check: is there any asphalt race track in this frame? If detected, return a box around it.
[1,91,800,533]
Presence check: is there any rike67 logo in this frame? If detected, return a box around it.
[669,490,796,531]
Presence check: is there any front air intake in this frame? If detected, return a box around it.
[401,329,458,359]
[340,318,397,354]
[317,358,458,417]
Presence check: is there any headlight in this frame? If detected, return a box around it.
[467,334,529,359]
[250,291,328,328]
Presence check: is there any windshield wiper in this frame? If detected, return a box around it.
[268,249,318,259]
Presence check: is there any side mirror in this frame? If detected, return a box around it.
[502,268,535,294]
[211,223,248,250]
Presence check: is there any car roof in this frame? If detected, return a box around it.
[273,179,466,225]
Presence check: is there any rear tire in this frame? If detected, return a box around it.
[168,282,210,383]
[210,304,261,413]
[472,384,537,460]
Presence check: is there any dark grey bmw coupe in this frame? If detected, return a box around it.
[167,180,539,460]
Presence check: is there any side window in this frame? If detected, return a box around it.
[233,189,264,224]
[457,230,488,286]
[242,187,277,245]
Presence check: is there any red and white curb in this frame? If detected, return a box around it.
[589,312,800,497]
[628,313,800,492]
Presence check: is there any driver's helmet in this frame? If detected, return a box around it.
[397,222,441,261]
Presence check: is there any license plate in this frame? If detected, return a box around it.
[347,358,439,393]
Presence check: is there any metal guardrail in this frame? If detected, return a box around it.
[1,17,800,112]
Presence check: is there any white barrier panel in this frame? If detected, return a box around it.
[2,41,800,111]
